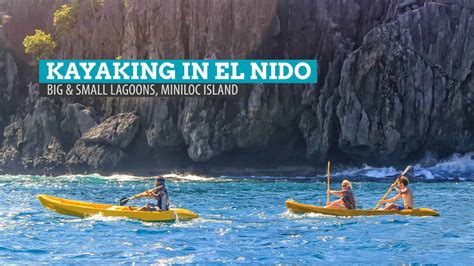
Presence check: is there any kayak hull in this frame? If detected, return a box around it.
[286,200,439,217]
[37,194,198,222]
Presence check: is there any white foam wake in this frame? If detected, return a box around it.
[162,173,218,182]
[0,152,472,181]
[329,152,474,180]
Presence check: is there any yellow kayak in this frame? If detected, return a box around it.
[37,194,198,222]
[286,200,439,217]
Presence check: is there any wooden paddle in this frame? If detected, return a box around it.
[326,161,331,205]
[372,165,412,210]
[120,185,164,206]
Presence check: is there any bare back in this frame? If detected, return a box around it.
[401,188,414,209]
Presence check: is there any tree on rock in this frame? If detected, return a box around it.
[23,29,56,64]
[53,4,77,35]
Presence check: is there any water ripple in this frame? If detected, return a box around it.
[0,174,472,264]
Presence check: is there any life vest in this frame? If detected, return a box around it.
[156,187,169,211]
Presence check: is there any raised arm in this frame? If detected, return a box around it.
[133,189,154,199]
[327,190,344,197]
[381,192,402,203]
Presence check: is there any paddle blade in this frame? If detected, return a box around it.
[401,165,412,177]
[119,197,129,206]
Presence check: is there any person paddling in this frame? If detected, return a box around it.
[136,176,170,211]
[380,176,413,210]
[325,180,356,209]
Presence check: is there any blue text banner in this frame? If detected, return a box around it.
[39,60,318,84]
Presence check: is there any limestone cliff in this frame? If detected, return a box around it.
[0,0,472,174]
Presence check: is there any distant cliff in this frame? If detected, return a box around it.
[0,0,472,175]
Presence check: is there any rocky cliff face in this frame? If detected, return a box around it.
[0,0,64,60]
[336,1,474,163]
[0,0,472,174]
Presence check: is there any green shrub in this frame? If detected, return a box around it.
[23,30,56,63]
[53,4,76,34]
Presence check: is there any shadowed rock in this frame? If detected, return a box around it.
[82,112,139,149]
[60,103,98,148]
[67,112,140,170]
[67,141,126,170]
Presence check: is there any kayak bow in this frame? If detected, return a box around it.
[37,194,198,222]
[286,200,439,217]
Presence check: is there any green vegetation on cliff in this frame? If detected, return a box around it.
[53,4,76,34]
[22,29,56,63]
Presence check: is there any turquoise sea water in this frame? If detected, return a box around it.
[0,155,473,264]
